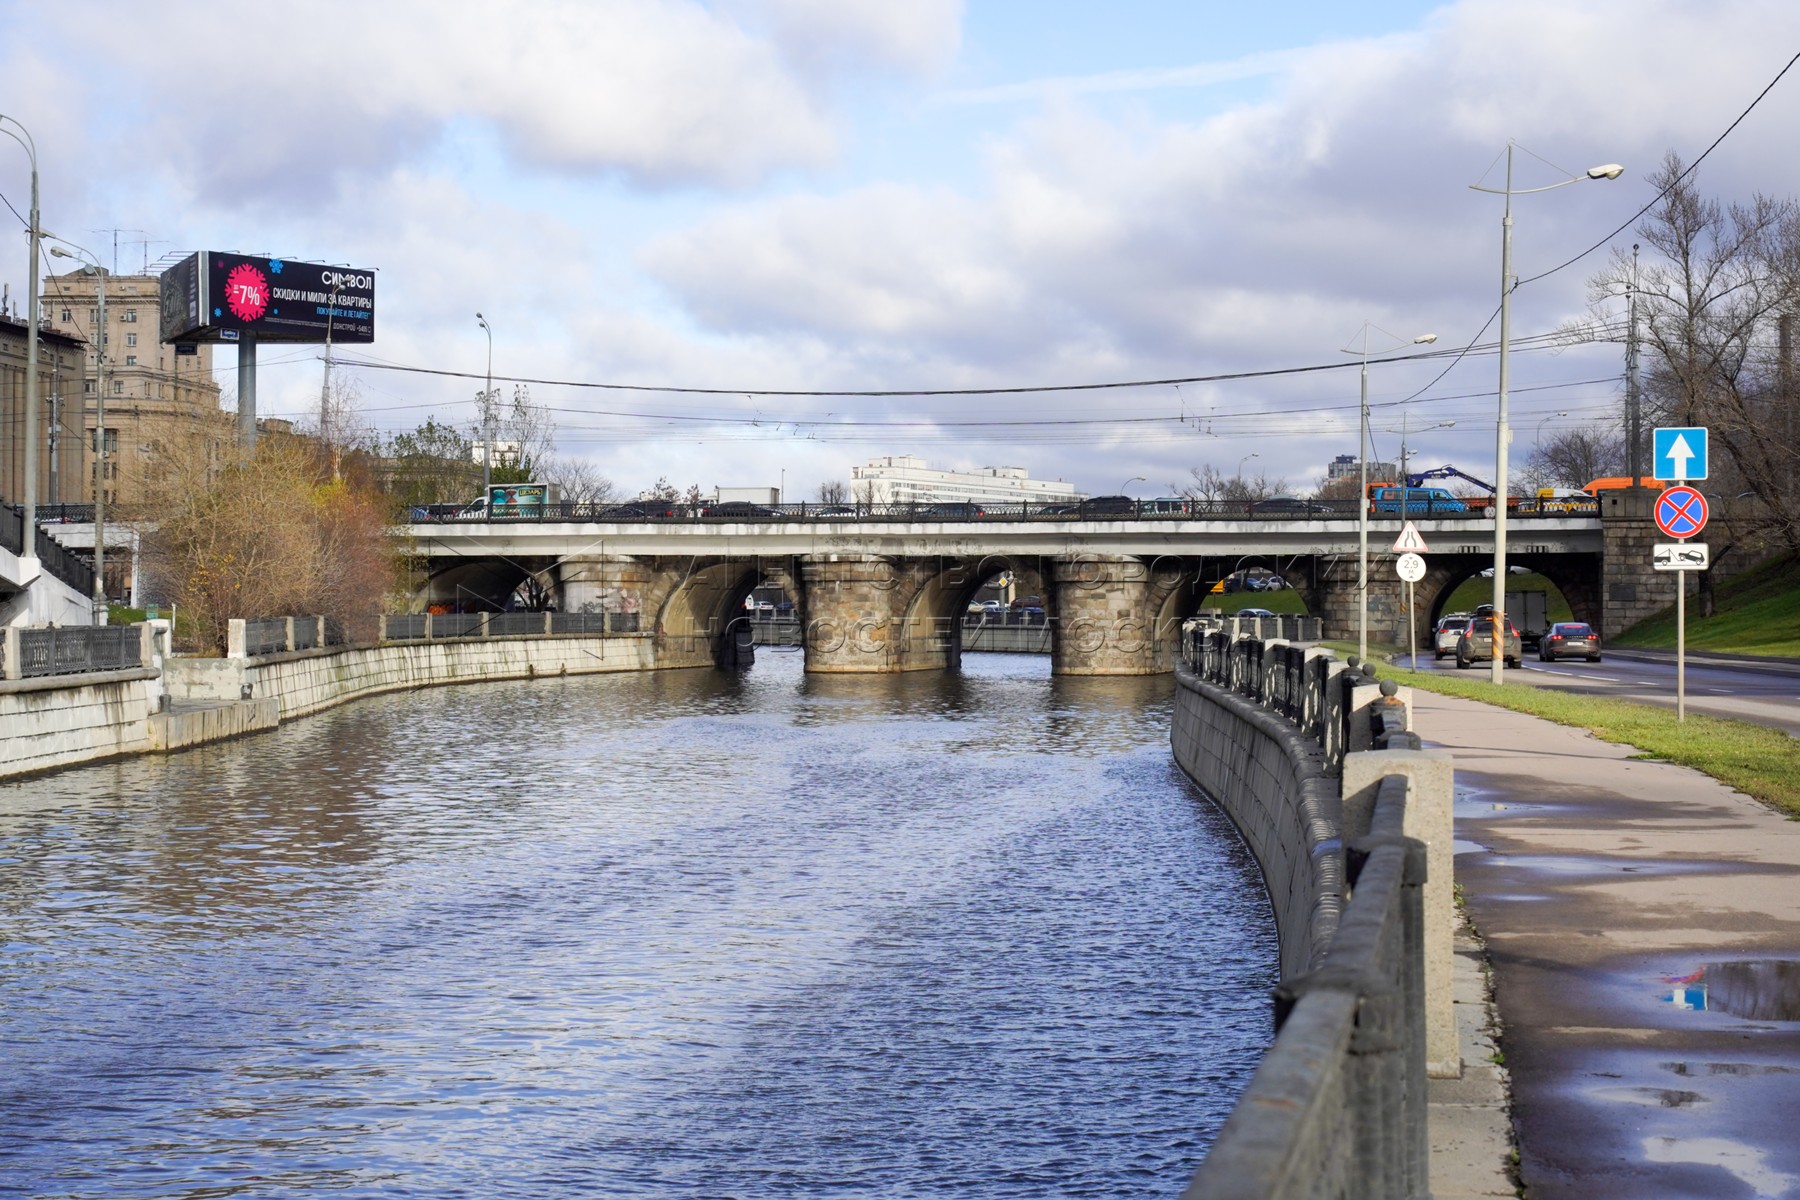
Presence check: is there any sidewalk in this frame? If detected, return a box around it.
[1414,690,1800,1198]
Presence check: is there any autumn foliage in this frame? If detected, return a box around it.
[143,435,399,653]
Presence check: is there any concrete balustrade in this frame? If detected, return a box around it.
[1171,628,1454,1198]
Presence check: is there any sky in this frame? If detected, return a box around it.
[4,0,1799,502]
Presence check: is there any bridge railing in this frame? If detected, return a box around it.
[402,495,1597,525]
[1,502,99,597]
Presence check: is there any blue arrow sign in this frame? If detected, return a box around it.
[1653,426,1708,481]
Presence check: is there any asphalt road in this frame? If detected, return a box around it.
[1403,645,1800,737]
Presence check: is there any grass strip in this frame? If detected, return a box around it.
[1374,658,1800,818]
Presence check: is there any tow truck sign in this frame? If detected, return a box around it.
[1653,543,1710,571]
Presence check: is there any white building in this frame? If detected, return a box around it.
[849,455,1085,506]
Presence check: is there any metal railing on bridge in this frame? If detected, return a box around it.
[227,612,644,658]
[404,496,1595,525]
[1,503,98,597]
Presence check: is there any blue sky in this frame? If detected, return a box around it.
[4,0,1798,500]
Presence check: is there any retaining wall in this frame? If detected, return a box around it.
[163,633,662,721]
[0,669,162,779]
[1171,665,1342,981]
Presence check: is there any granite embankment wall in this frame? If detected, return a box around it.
[3,632,670,781]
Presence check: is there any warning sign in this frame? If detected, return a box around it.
[1391,521,1430,553]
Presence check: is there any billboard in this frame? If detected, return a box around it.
[159,252,375,345]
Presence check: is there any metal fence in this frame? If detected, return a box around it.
[1,504,97,597]
[9,625,143,679]
[405,496,1594,526]
[229,611,646,656]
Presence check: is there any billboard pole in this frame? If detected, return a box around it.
[237,335,257,451]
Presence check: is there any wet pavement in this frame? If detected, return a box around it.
[1414,690,1800,1199]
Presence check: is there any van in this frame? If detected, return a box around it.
[1369,486,1467,514]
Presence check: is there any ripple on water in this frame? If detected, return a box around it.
[0,653,1275,1198]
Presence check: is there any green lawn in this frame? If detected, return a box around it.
[1200,587,1309,615]
[1379,661,1800,818]
[1610,553,1800,657]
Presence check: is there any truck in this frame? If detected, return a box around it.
[1506,589,1549,645]
[456,483,562,520]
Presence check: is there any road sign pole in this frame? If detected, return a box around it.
[1408,580,1418,672]
[1677,560,1686,721]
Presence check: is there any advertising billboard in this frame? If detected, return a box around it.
[159,252,375,345]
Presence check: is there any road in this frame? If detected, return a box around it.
[1403,646,1800,737]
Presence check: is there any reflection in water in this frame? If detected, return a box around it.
[1664,961,1800,1021]
[0,653,1276,1198]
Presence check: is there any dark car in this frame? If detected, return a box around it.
[918,501,986,519]
[1247,495,1333,516]
[1539,621,1602,663]
[605,501,685,519]
[1456,607,1522,669]
[1075,495,1139,517]
[705,501,784,520]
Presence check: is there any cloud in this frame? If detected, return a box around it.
[728,0,965,78]
[25,0,846,202]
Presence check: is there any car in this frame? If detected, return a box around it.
[1248,495,1334,516]
[1455,607,1522,669]
[1236,607,1277,619]
[605,501,684,519]
[705,501,783,519]
[1433,613,1473,660]
[918,501,986,518]
[1539,621,1602,662]
[1075,495,1139,517]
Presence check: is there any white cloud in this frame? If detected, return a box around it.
[727,0,965,78]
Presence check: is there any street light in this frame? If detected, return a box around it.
[1236,452,1259,479]
[1342,325,1438,661]
[475,312,493,508]
[1394,416,1457,484]
[1119,474,1146,494]
[48,242,106,623]
[1472,143,1622,684]
[1535,410,1570,450]
[1,114,44,564]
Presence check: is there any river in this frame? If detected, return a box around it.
[0,650,1275,1198]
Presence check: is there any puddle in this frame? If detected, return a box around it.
[1453,837,1487,856]
[1642,1135,1800,1196]
[1592,1085,1707,1108]
[1661,961,1800,1022]
[1493,853,1699,877]
[1664,1060,1800,1078]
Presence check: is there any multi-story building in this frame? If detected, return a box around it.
[1326,452,1397,484]
[849,455,1085,506]
[42,263,228,507]
[0,310,91,507]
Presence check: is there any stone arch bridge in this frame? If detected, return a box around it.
[404,491,1671,675]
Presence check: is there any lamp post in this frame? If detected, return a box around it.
[1119,474,1146,494]
[1395,417,1456,485]
[49,242,105,623]
[2,115,44,563]
[1235,453,1259,481]
[1535,410,1570,451]
[475,312,493,509]
[1472,143,1622,684]
[1342,325,1438,661]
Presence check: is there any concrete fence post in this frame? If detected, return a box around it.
[315,615,326,647]
[543,610,553,636]
[1342,753,1459,1078]
[425,612,436,641]
[477,612,491,639]
[137,621,154,669]
[378,614,389,643]
[2,626,19,680]
[283,616,296,653]
[227,619,247,660]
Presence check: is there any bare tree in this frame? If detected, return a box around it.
[1181,463,1286,503]
[544,457,616,506]
[1584,153,1800,553]
[816,480,849,503]
[1519,428,1623,491]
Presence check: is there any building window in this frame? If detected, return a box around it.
[126,333,137,347]
[84,380,93,393]
[60,308,71,322]
[125,355,137,366]
[113,380,123,394]
[123,309,137,323]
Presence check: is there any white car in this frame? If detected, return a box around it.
[1433,614,1473,659]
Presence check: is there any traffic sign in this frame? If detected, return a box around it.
[1653,543,1710,571]
[1391,521,1430,553]
[1395,552,1426,582]
[1654,486,1709,539]
[1653,426,1708,481]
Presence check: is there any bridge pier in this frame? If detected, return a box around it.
[1049,554,1194,675]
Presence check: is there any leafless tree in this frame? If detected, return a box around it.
[1519,428,1623,491]
[816,480,849,503]
[543,457,615,506]
[1181,463,1286,504]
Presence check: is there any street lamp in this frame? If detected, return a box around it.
[1,114,44,563]
[48,242,106,623]
[1119,474,1146,494]
[1236,452,1259,480]
[1472,143,1622,684]
[1535,410,1570,451]
[1394,416,1457,484]
[1342,325,1438,661]
[475,312,493,508]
